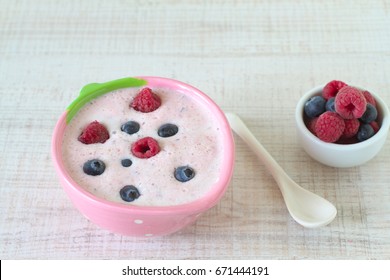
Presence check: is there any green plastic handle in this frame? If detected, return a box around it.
[66,77,147,123]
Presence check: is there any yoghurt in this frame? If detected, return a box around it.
[61,81,224,206]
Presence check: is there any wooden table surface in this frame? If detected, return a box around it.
[1,0,390,260]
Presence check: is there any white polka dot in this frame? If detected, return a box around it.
[134,219,143,224]
[145,233,153,237]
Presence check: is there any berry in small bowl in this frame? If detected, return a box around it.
[295,80,390,168]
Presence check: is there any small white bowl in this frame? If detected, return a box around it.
[295,85,390,168]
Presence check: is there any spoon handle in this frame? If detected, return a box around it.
[225,112,337,228]
[225,112,290,186]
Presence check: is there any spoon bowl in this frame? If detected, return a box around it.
[225,112,337,228]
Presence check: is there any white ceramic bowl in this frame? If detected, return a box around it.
[295,85,390,168]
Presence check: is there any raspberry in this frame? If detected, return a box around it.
[322,80,347,100]
[78,121,109,144]
[362,90,376,107]
[315,112,345,143]
[342,118,360,138]
[131,137,160,158]
[337,137,358,145]
[307,117,318,135]
[370,121,380,133]
[131,87,161,113]
[335,86,367,119]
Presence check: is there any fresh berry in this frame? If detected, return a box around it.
[174,166,196,182]
[342,118,360,138]
[83,159,106,176]
[307,117,318,135]
[158,123,179,137]
[131,137,160,158]
[360,103,378,124]
[130,87,161,113]
[337,137,358,145]
[325,97,336,112]
[315,112,345,143]
[121,158,133,167]
[322,80,347,100]
[304,96,326,118]
[120,185,140,202]
[362,90,376,107]
[335,86,367,119]
[370,121,380,133]
[121,121,140,135]
[78,121,109,144]
[357,123,375,142]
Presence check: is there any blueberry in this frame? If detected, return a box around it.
[83,159,105,176]
[360,103,378,124]
[121,121,140,135]
[174,166,195,182]
[325,97,336,112]
[121,158,132,167]
[120,185,140,202]
[304,96,326,118]
[357,123,375,142]
[158,123,179,137]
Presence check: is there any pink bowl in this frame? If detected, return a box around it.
[52,77,235,237]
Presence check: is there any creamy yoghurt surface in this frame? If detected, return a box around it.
[61,85,224,206]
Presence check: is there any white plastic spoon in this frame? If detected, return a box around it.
[225,112,337,228]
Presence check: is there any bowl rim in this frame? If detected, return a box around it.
[52,76,235,215]
[295,84,390,151]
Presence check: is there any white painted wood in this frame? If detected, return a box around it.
[1,0,390,259]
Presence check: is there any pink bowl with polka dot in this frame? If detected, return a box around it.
[52,77,234,237]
